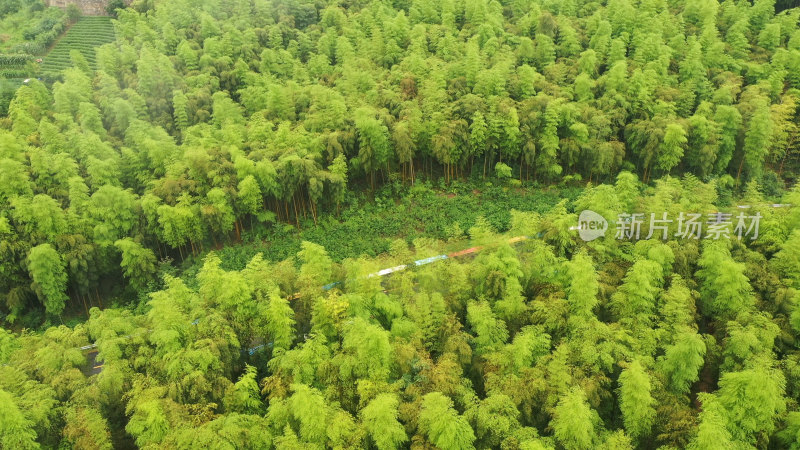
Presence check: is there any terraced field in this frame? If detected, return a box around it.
[39,16,115,77]
[0,53,33,79]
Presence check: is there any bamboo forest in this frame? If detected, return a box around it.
[2,0,800,447]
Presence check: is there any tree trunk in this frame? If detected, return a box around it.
[292,194,300,229]
[311,201,317,225]
[77,288,89,317]
[736,155,745,187]
[470,154,474,177]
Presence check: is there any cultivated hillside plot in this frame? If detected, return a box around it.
[39,15,113,76]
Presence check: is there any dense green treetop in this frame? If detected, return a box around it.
[0,176,797,447]
[0,0,799,447]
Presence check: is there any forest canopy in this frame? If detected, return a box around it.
[1,0,799,318]
[3,176,800,448]
[1,0,800,447]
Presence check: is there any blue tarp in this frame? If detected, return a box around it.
[413,254,448,266]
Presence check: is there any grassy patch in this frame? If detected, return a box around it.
[177,180,581,277]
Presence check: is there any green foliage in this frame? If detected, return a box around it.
[418,392,477,450]
[264,288,296,352]
[657,123,687,175]
[26,243,67,316]
[610,259,664,326]
[0,0,799,447]
[467,393,523,447]
[298,241,332,290]
[617,360,655,439]
[715,365,786,443]
[115,238,157,290]
[773,229,800,289]
[223,364,262,415]
[361,393,407,450]
[658,331,706,394]
[467,300,509,354]
[0,0,794,322]
[697,241,755,319]
[565,250,598,318]
[551,387,600,450]
[340,317,392,381]
[495,162,513,179]
[0,389,38,450]
[688,393,734,450]
[287,383,329,443]
[62,406,112,450]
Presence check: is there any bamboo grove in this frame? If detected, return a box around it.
[2,0,800,447]
[2,0,800,319]
[2,177,800,448]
